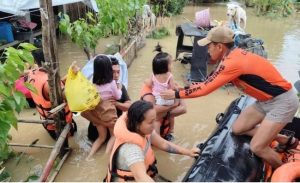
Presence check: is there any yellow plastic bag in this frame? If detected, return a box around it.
[65,67,100,112]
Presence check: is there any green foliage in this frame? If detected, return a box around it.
[0,43,37,162]
[96,0,146,36]
[146,27,170,39]
[152,0,188,17]
[59,12,102,59]
[0,168,11,182]
[59,0,146,59]
[246,0,295,17]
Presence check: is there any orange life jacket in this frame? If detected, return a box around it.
[105,113,157,182]
[27,69,72,131]
[271,143,300,181]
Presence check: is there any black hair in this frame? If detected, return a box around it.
[32,49,45,67]
[212,42,235,50]
[110,57,119,66]
[93,55,113,85]
[152,43,170,75]
[224,42,235,49]
[127,100,154,133]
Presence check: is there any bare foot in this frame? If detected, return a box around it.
[85,156,95,162]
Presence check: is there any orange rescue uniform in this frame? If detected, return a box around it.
[176,48,292,101]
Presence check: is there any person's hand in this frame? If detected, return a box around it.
[188,147,201,157]
[107,98,117,106]
[170,99,180,109]
[160,89,176,100]
[71,61,80,74]
[116,82,122,90]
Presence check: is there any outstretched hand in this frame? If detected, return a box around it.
[188,147,201,157]
[160,89,176,100]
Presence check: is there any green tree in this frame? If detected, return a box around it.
[245,0,295,17]
[59,0,146,60]
[0,43,37,161]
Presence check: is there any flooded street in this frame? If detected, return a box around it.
[5,4,300,181]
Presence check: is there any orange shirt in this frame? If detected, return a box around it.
[176,48,291,101]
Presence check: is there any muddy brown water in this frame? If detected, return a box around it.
[5,4,300,181]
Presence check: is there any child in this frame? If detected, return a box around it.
[145,45,186,141]
[74,55,121,160]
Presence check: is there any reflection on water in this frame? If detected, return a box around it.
[5,4,300,182]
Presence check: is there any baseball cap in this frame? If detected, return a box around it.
[198,26,234,46]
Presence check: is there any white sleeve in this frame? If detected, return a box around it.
[116,143,145,170]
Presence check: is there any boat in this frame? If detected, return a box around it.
[182,95,264,181]
[183,95,300,182]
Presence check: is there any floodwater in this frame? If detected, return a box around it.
[5,4,300,182]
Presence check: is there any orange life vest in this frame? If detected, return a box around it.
[271,143,300,181]
[105,113,157,182]
[27,69,72,131]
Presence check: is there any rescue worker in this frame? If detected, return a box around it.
[105,100,199,182]
[27,49,76,139]
[160,26,299,169]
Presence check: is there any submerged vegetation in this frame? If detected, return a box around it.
[151,0,189,17]
[146,26,170,39]
[245,0,295,17]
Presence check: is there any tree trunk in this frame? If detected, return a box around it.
[39,0,65,137]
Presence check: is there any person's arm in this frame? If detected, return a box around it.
[115,100,131,112]
[151,131,200,157]
[129,162,154,182]
[61,74,67,84]
[115,85,131,112]
[118,143,154,182]
[144,78,153,88]
[168,75,176,90]
[161,60,242,99]
[142,93,178,119]
[111,81,122,100]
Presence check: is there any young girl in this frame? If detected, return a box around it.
[76,55,121,160]
[145,45,186,141]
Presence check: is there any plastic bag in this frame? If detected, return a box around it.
[65,67,100,112]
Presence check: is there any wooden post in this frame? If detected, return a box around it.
[39,0,70,181]
[39,124,71,182]
[39,0,66,142]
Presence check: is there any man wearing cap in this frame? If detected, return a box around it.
[160,26,299,168]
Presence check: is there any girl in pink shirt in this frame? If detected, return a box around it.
[81,55,121,160]
[145,45,186,140]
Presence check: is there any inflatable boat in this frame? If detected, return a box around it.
[183,95,300,182]
[183,95,264,182]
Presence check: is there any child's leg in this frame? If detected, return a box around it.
[169,116,175,133]
[87,124,107,160]
[168,100,186,133]
[105,126,116,154]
